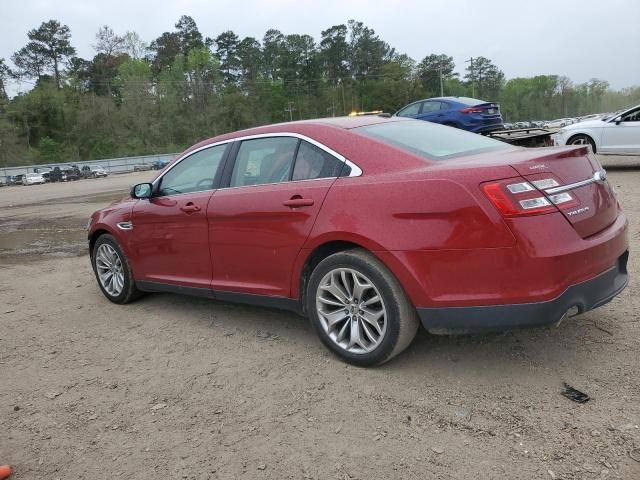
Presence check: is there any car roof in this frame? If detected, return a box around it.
[183,116,410,154]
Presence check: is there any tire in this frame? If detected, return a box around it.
[567,134,596,153]
[91,234,142,304]
[306,249,419,367]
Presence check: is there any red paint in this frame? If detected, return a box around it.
[89,117,628,312]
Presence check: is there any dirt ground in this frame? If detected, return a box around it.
[1,156,639,480]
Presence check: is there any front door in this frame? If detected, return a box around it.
[601,106,640,154]
[208,136,344,297]
[131,144,228,288]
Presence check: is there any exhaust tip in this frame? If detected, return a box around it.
[567,305,581,318]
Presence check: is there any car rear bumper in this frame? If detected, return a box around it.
[417,251,628,334]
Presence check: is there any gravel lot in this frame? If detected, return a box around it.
[1,156,639,479]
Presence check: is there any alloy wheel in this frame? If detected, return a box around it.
[95,243,125,297]
[316,268,387,354]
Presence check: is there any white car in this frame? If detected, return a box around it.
[22,173,45,185]
[554,104,640,154]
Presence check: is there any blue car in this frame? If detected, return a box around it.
[394,96,504,133]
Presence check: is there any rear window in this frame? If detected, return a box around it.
[354,120,511,159]
[454,97,488,106]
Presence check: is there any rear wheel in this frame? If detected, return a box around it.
[91,234,142,304]
[306,249,419,367]
[568,134,596,153]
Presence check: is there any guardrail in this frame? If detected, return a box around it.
[1,152,178,180]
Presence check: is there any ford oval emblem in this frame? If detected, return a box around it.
[594,171,607,184]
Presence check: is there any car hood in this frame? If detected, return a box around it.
[563,119,606,130]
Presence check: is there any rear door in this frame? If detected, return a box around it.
[208,136,344,297]
[417,101,445,123]
[600,106,640,154]
[131,144,228,288]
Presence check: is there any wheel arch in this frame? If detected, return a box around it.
[88,228,112,256]
[293,236,424,315]
[567,132,597,153]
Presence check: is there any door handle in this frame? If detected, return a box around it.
[180,203,201,213]
[283,197,314,208]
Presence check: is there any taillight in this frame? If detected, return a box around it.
[482,177,577,217]
[460,107,483,114]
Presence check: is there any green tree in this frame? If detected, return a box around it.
[12,20,76,88]
[417,54,456,97]
[215,31,241,83]
[149,32,181,74]
[465,56,504,100]
[0,58,12,100]
[175,15,204,55]
[319,25,349,85]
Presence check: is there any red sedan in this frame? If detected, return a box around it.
[88,116,629,366]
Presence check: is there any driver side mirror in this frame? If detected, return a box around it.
[131,182,153,199]
[615,116,622,125]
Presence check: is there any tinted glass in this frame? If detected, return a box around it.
[158,145,226,196]
[355,120,511,159]
[421,101,442,113]
[292,141,343,181]
[621,107,640,122]
[231,137,298,187]
[396,103,421,117]
[454,97,486,106]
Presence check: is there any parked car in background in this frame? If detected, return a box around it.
[554,103,640,154]
[546,119,568,128]
[503,123,514,130]
[50,165,81,182]
[134,164,153,172]
[88,116,628,366]
[151,159,169,170]
[22,172,45,185]
[514,121,530,129]
[33,166,53,182]
[81,165,108,178]
[394,96,504,133]
[8,174,25,186]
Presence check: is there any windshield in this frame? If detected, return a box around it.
[354,120,512,159]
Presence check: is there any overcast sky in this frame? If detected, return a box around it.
[2,0,639,94]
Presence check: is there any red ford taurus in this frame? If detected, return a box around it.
[88,116,629,366]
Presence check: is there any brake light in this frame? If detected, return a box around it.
[482,177,576,217]
[460,107,484,113]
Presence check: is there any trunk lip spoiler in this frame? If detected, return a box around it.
[544,170,607,195]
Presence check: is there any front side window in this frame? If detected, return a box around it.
[396,103,421,117]
[292,141,343,181]
[230,137,299,187]
[621,107,640,122]
[158,144,226,196]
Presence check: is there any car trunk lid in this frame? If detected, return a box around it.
[505,146,617,238]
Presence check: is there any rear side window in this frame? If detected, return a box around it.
[421,101,442,113]
[231,137,299,187]
[355,120,511,159]
[292,141,343,181]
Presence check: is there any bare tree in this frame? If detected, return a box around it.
[93,25,125,56]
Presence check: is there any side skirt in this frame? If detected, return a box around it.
[136,280,303,315]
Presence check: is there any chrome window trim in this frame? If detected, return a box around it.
[153,132,362,190]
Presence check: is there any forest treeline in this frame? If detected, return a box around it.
[0,16,638,166]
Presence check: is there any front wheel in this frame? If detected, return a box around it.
[91,234,142,304]
[568,134,596,153]
[306,249,419,367]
